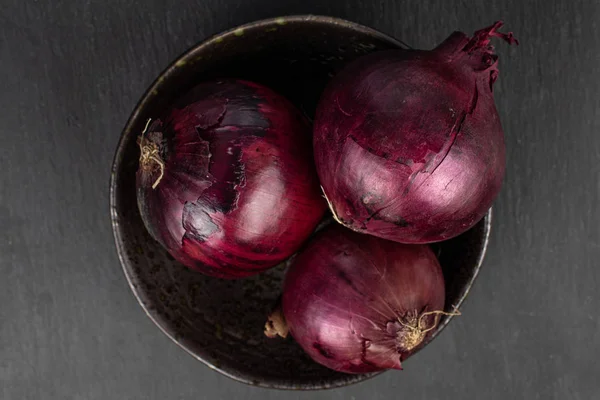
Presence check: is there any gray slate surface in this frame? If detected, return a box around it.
[1,0,599,399]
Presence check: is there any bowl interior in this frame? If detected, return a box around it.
[110,16,491,390]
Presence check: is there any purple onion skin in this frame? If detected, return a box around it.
[282,224,445,373]
[314,22,517,243]
[136,80,326,279]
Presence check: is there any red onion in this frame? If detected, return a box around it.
[313,21,517,243]
[273,224,451,373]
[136,80,326,278]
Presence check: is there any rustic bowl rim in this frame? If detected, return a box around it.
[109,14,493,390]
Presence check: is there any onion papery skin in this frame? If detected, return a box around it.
[136,80,326,279]
[282,224,445,373]
[313,22,517,243]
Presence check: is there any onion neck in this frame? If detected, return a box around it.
[463,21,519,53]
[463,22,518,87]
[434,21,518,91]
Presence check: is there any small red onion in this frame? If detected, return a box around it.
[313,22,517,243]
[136,80,326,278]
[273,224,452,373]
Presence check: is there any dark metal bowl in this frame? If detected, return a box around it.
[110,15,492,390]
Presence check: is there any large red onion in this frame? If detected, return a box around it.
[136,80,326,278]
[276,224,449,373]
[314,22,517,243]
